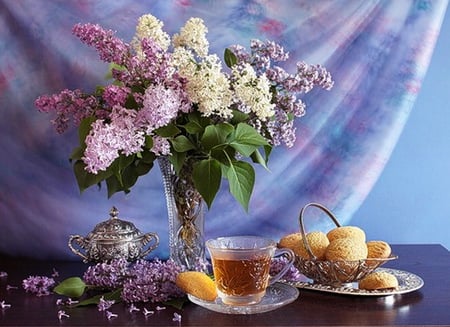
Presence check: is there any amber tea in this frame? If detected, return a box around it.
[206,236,295,306]
[212,256,272,297]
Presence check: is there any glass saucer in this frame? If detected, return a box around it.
[187,282,299,315]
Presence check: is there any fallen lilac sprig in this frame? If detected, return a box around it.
[22,276,55,296]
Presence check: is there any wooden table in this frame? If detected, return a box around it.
[0,244,449,326]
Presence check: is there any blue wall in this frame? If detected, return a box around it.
[352,7,450,250]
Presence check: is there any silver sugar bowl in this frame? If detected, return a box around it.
[68,207,159,262]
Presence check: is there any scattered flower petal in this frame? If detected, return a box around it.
[57,310,70,320]
[128,303,140,313]
[6,285,18,290]
[97,296,115,312]
[0,300,11,309]
[66,298,79,305]
[172,312,182,323]
[156,305,166,311]
[0,272,7,278]
[52,268,59,278]
[106,311,118,320]
[56,299,64,306]
[143,308,154,316]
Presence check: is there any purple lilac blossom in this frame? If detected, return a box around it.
[72,23,129,66]
[34,89,98,133]
[270,257,303,282]
[82,106,145,173]
[121,259,184,303]
[22,276,55,296]
[83,258,129,289]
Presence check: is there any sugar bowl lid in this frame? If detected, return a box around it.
[86,206,143,242]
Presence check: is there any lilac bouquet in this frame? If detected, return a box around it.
[35,14,333,211]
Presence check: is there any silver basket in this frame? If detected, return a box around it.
[295,203,397,286]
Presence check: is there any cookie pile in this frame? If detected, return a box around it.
[279,226,398,289]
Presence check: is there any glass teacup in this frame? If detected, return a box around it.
[206,236,294,306]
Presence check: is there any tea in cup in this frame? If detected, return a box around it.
[206,236,295,306]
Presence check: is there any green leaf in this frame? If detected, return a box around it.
[78,117,97,145]
[230,109,249,124]
[192,159,222,209]
[224,48,238,68]
[69,146,85,161]
[155,124,181,137]
[106,175,128,197]
[250,148,270,170]
[73,160,109,193]
[145,135,153,149]
[233,123,269,146]
[171,135,196,152]
[183,121,204,134]
[75,288,123,307]
[224,161,255,212]
[201,123,234,152]
[163,297,189,310]
[169,151,186,174]
[229,123,269,157]
[53,277,87,298]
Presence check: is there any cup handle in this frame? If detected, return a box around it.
[269,248,295,285]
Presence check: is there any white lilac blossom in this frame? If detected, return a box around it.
[133,14,171,52]
[172,17,209,57]
[22,276,55,296]
[0,300,11,309]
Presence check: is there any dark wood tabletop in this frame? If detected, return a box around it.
[0,244,449,327]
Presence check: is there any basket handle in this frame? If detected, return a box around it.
[298,203,341,260]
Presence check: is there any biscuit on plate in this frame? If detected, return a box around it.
[359,271,399,290]
[176,271,217,301]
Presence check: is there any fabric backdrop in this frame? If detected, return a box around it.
[0,0,447,260]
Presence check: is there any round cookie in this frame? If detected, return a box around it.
[325,237,368,261]
[295,231,330,260]
[279,232,303,253]
[359,271,399,290]
[367,240,391,259]
[327,226,366,243]
[175,271,217,301]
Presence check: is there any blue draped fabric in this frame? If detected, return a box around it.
[0,0,447,259]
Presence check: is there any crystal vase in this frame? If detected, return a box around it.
[158,156,206,270]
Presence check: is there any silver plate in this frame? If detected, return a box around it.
[188,282,299,314]
[287,268,424,296]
